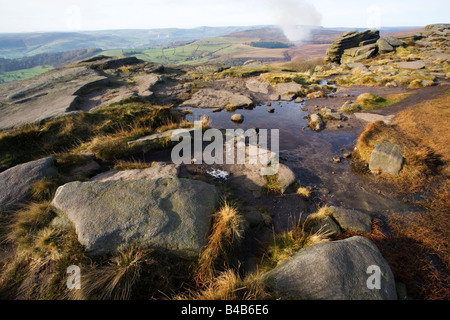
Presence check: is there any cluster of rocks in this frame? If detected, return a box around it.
[326,30,407,64]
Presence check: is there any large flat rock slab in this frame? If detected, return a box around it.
[181,88,253,109]
[90,163,179,182]
[51,178,219,257]
[0,66,107,130]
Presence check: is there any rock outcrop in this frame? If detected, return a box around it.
[264,236,397,300]
[51,178,219,257]
[326,30,380,64]
[369,141,404,175]
[0,157,57,213]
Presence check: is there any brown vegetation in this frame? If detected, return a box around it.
[351,91,450,299]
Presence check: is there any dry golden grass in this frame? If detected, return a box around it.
[113,159,155,171]
[296,186,312,199]
[355,120,441,196]
[351,90,450,299]
[177,269,270,300]
[196,201,245,284]
[78,246,149,300]
[260,217,329,272]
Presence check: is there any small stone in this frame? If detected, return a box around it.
[333,157,342,163]
[231,114,244,123]
[268,108,275,113]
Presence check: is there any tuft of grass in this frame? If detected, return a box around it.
[295,186,312,199]
[1,202,87,299]
[264,174,282,195]
[259,218,329,273]
[113,159,155,171]
[79,246,149,300]
[30,178,58,201]
[356,92,412,111]
[6,202,55,251]
[177,269,271,300]
[196,201,245,285]
[356,92,384,106]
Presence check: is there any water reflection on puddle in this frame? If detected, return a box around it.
[181,100,356,153]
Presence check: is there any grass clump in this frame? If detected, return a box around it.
[113,159,155,171]
[264,174,282,195]
[75,246,188,300]
[221,66,271,78]
[355,92,411,111]
[196,201,245,284]
[259,218,329,272]
[260,72,310,86]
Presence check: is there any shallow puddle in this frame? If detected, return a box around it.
[180,100,415,223]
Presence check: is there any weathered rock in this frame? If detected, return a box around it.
[341,43,378,64]
[277,164,297,193]
[309,113,325,131]
[243,60,263,68]
[324,111,344,121]
[91,163,179,182]
[369,141,404,175]
[377,39,394,53]
[305,215,342,237]
[397,60,426,70]
[354,113,395,124]
[51,178,219,256]
[127,128,195,148]
[246,79,270,94]
[0,157,57,212]
[269,94,280,101]
[280,94,296,101]
[329,206,372,233]
[326,30,380,64]
[276,83,303,95]
[181,88,253,109]
[340,101,362,113]
[231,114,244,122]
[264,236,397,300]
[346,62,366,69]
[0,66,107,130]
[268,108,275,113]
[383,36,405,48]
[134,74,163,96]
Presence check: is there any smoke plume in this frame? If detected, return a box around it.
[269,0,322,42]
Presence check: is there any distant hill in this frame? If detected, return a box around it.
[0,26,264,59]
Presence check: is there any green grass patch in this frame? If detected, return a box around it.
[0,65,53,83]
[356,92,412,111]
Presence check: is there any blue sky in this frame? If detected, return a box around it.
[0,0,448,33]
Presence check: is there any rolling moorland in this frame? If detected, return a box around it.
[0,24,448,300]
[0,26,420,83]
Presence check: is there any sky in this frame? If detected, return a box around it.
[0,0,449,33]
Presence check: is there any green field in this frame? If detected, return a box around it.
[102,36,257,65]
[0,65,54,83]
